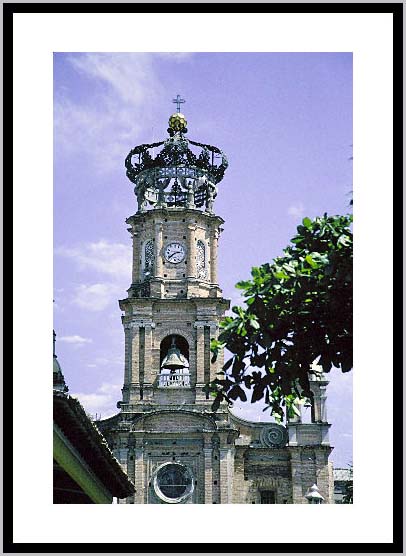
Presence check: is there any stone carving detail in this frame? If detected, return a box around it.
[260,424,288,448]
[196,240,207,279]
[144,240,154,278]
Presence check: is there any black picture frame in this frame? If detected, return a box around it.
[3,2,403,553]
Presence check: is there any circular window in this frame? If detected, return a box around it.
[153,463,194,503]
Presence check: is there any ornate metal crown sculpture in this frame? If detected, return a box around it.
[125,99,228,214]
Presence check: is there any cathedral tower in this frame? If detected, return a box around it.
[97,99,334,504]
[119,102,230,408]
[98,100,240,504]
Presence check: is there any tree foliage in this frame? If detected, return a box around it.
[209,213,353,418]
[342,464,353,504]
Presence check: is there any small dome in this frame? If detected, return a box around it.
[168,112,187,132]
[53,355,62,375]
[53,354,68,393]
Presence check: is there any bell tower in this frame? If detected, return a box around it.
[96,98,334,505]
[118,100,230,409]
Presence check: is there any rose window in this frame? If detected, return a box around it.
[153,463,194,503]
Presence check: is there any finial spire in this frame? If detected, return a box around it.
[172,94,185,113]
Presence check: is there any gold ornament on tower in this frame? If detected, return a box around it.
[168,112,187,132]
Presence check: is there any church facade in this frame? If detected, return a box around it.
[97,103,334,504]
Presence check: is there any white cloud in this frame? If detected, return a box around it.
[287,203,305,218]
[94,355,122,366]
[72,282,123,312]
[58,335,92,345]
[71,381,122,419]
[55,240,131,279]
[54,53,165,172]
[156,52,194,61]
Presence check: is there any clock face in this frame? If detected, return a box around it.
[164,242,186,264]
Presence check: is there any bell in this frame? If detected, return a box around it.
[161,337,187,371]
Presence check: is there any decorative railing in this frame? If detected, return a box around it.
[158,372,191,388]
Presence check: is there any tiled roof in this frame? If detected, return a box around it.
[54,391,135,498]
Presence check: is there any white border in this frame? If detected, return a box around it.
[13,11,393,545]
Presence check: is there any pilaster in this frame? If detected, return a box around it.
[131,227,141,283]
[203,435,213,504]
[130,324,140,384]
[134,445,145,504]
[123,324,132,388]
[219,446,233,503]
[315,449,332,503]
[126,443,136,504]
[209,322,218,381]
[194,322,205,384]
[289,447,305,504]
[155,221,163,278]
[187,222,197,278]
[143,323,154,385]
[210,228,219,284]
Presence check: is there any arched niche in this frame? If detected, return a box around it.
[160,334,189,368]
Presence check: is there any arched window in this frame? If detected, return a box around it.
[160,335,189,367]
[196,240,207,279]
[143,240,154,278]
[159,335,190,387]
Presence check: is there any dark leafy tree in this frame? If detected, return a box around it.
[342,464,353,504]
[208,213,353,418]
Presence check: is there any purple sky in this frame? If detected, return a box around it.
[54,52,352,467]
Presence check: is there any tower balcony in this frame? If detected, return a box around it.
[158,372,191,388]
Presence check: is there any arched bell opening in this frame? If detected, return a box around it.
[159,335,190,388]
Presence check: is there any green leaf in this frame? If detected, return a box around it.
[236,280,252,290]
[228,384,247,402]
[302,217,312,229]
[274,271,289,280]
[222,358,234,372]
[305,254,318,268]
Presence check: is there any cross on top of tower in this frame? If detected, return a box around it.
[172,94,185,113]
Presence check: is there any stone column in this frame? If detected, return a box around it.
[309,376,329,423]
[126,443,136,504]
[123,324,132,388]
[289,448,305,504]
[203,435,213,504]
[130,324,140,385]
[212,441,220,504]
[195,322,205,385]
[132,228,141,283]
[319,385,328,422]
[287,424,299,445]
[209,322,218,381]
[154,222,163,278]
[134,445,145,504]
[315,450,331,503]
[143,323,154,385]
[219,447,233,503]
[210,228,219,284]
[187,223,197,278]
